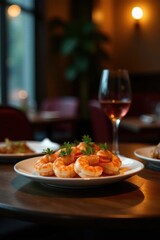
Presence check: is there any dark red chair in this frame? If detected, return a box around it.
[0,105,33,141]
[88,99,112,143]
[40,96,80,117]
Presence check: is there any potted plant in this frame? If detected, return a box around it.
[49,17,110,119]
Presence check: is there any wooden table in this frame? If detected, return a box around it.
[121,116,160,132]
[0,143,160,238]
[27,111,78,141]
[120,117,160,143]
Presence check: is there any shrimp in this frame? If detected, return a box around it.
[48,149,62,162]
[53,156,76,178]
[34,154,54,176]
[74,155,103,178]
[97,150,121,175]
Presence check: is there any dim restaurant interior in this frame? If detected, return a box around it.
[0,0,160,239]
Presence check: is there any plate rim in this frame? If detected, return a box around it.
[134,145,160,163]
[14,155,144,188]
[0,140,60,161]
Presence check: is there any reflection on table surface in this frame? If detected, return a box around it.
[1,142,160,232]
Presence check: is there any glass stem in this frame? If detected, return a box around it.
[112,119,121,155]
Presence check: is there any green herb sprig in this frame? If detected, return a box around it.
[98,143,108,150]
[82,135,94,145]
[80,134,95,155]
[42,148,54,155]
[59,142,75,157]
[81,145,95,155]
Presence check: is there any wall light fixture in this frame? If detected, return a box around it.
[131,6,143,20]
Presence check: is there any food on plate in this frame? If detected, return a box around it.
[34,135,122,178]
[0,138,35,154]
[74,155,103,178]
[34,154,55,176]
[97,149,122,175]
[53,157,76,178]
[151,143,160,159]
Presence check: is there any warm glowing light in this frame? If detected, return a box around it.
[132,7,143,20]
[7,4,21,17]
[92,10,103,24]
[18,90,28,100]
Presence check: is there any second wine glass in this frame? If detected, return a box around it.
[98,69,132,155]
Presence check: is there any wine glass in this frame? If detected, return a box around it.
[98,69,132,155]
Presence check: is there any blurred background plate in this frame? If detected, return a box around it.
[0,138,60,163]
[134,146,160,168]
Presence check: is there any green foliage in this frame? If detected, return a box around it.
[82,134,93,145]
[42,148,54,155]
[81,145,95,155]
[60,141,75,156]
[49,18,110,118]
[42,135,109,157]
[98,143,108,150]
[49,18,110,82]
[81,134,95,155]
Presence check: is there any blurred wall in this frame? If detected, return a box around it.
[94,0,160,73]
[45,0,70,21]
[44,0,160,99]
[44,0,73,98]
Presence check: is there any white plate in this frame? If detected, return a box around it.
[0,138,60,163]
[14,156,144,189]
[134,146,160,169]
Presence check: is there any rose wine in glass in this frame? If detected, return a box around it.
[98,69,132,155]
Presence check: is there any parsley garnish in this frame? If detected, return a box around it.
[81,145,95,155]
[59,142,74,157]
[80,135,95,155]
[82,135,94,145]
[42,148,54,155]
[98,143,108,150]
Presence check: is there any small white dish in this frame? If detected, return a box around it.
[0,138,60,163]
[134,146,160,169]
